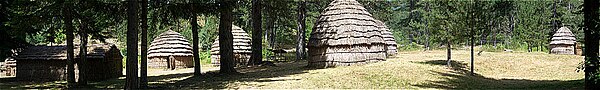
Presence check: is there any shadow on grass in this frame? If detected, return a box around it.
[150,61,314,89]
[1,61,314,89]
[0,77,69,89]
[412,60,467,70]
[411,60,583,89]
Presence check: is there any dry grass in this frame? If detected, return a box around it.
[0,50,584,89]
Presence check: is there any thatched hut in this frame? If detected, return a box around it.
[210,25,252,66]
[307,0,388,68]
[15,44,122,81]
[550,27,577,55]
[375,20,397,56]
[1,57,16,76]
[148,30,194,69]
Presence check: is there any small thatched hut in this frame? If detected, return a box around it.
[550,27,577,55]
[1,57,16,76]
[375,20,398,56]
[210,25,252,66]
[15,44,122,81]
[148,30,194,69]
[307,0,388,68]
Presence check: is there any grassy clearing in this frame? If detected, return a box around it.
[0,50,584,89]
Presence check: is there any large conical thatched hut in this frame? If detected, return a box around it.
[550,27,577,55]
[148,30,194,69]
[210,25,252,66]
[375,20,398,56]
[307,0,388,68]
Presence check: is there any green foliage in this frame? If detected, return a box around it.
[397,42,423,51]
[199,50,212,65]
[481,44,506,52]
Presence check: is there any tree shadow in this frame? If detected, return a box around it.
[0,61,314,89]
[411,60,468,71]
[411,60,583,89]
[147,61,314,89]
[0,77,70,89]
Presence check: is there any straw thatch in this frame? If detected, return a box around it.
[375,20,397,56]
[15,44,122,81]
[307,0,388,68]
[148,30,194,69]
[550,27,576,55]
[1,57,16,76]
[210,25,252,66]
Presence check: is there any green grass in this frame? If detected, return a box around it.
[0,50,583,89]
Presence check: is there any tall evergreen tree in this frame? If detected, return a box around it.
[583,0,600,89]
[296,0,306,61]
[61,2,76,86]
[250,0,263,65]
[191,3,201,75]
[140,0,149,87]
[219,0,238,74]
[126,0,139,89]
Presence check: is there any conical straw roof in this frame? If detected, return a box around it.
[550,27,576,45]
[148,30,193,57]
[308,0,388,68]
[210,25,252,65]
[375,20,397,56]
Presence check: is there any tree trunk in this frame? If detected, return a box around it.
[219,0,237,74]
[446,27,451,67]
[140,0,148,88]
[249,0,263,65]
[296,0,306,61]
[126,0,139,89]
[191,6,201,75]
[408,0,415,44]
[551,0,558,54]
[470,26,475,75]
[583,0,600,89]
[424,2,430,51]
[62,5,76,86]
[78,21,88,85]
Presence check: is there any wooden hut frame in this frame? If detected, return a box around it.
[15,44,122,81]
[307,0,389,68]
[210,25,252,66]
[550,27,576,55]
[148,30,194,69]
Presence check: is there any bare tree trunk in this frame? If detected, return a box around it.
[62,2,76,87]
[424,2,430,51]
[190,3,201,76]
[140,0,148,88]
[408,0,415,44]
[126,0,139,89]
[471,35,475,75]
[250,0,263,65]
[219,0,238,74]
[446,27,451,67]
[551,0,558,54]
[296,0,306,61]
[78,20,88,85]
[584,0,600,88]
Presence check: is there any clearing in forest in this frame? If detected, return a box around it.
[0,50,583,89]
